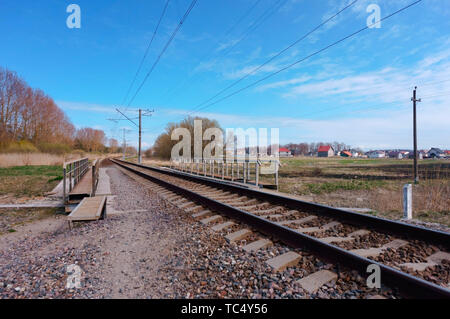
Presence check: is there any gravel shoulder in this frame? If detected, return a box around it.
[0,165,393,299]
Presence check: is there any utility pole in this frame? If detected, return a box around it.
[139,109,142,164]
[411,86,421,184]
[123,128,126,160]
[114,108,153,164]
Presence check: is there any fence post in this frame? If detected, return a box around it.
[275,161,279,191]
[63,167,67,204]
[403,184,412,220]
[256,162,259,187]
[91,163,96,197]
[204,160,206,176]
[69,163,73,192]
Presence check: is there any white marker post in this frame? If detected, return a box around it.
[403,184,413,220]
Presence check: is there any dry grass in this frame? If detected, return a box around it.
[0,152,90,167]
[0,153,63,167]
[275,157,450,226]
[142,158,172,167]
[0,165,63,198]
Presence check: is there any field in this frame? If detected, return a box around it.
[273,157,449,226]
[0,163,65,234]
[0,165,62,199]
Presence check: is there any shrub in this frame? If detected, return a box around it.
[37,143,71,155]
[3,141,38,153]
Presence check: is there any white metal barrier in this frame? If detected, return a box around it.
[170,156,280,189]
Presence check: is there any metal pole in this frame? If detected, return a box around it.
[123,128,126,160]
[226,162,229,178]
[403,184,413,220]
[63,167,66,204]
[275,161,279,191]
[91,163,96,197]
[256,162,259,187]
[204,160,206,176]
[412,87,421,184]
[138,109,142,164]
[69,164,72,192]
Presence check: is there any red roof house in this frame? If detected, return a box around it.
[278,147,292,157]
[340,150,352,157]
[318,145,334,157]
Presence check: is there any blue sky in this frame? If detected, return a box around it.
[1,0,449,150]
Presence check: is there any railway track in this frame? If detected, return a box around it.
[111,158,450,299]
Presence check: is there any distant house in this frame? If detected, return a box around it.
[388,151,404,159]
[277,147,292,157]
[317,145,334,157]
[428,148,445,158]
[388,151,399,159]
[340,150,352,157]
[367,150,386,158]
[408,152,424,160]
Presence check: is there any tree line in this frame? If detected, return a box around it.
[148,116,362,160]
[0,67,108,154]
[283,142,363,156]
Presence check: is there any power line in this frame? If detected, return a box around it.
[157,0,273,105]
[121,0,171,106]
[420,90,450,99]
[190,0,424,116]
[186,0,359,115]
[116,108,139,127]
[219,0,288,57]
[126,0,198,108]
[417,78,450,88]
[220,0,263,41]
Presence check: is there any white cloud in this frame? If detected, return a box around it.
[274,48,450,107]
[158,98,450,150]
[58,101,117,114]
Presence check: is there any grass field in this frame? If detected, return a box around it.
[273,157,449,226]
[0,165,62,198]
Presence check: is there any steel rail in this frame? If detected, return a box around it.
[112,159,450,299]
[114,159,450,248]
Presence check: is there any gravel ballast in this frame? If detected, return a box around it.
[0,166,400,298]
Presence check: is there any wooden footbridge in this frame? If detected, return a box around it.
[63,158,107,228]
